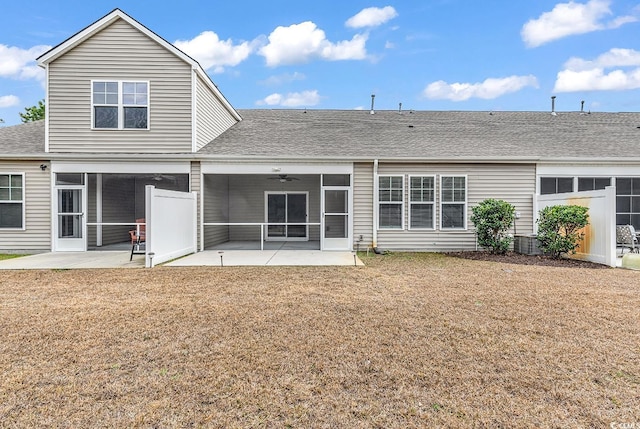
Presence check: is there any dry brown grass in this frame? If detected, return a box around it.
[0,253,638,428]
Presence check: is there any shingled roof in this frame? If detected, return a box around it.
[0,120,45,155]
[199,109,640,161]
[2,111,640,161]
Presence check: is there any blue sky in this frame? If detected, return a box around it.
[1,0,639,125]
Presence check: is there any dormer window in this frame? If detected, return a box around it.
[92,81,148,129]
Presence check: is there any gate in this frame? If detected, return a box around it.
[145,185,197,267]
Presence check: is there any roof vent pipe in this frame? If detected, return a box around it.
[370,94,375,115]
[580,100,585,113]
[551,96,557,116]
[398,102,402,113]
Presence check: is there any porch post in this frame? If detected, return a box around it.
[96,173,102,247]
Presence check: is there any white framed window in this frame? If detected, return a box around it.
[92,80,149,129]
[440,175,466,229]
[409,175,435,229]
[615,177,640,230]
[0,173,25,229]
[540,177,574,194]
[378,175,404,229]
[577,177,611,192]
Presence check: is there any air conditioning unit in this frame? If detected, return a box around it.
[514,235,543,255]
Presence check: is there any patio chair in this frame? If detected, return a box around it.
[129,218,146,260]
[616,225,638,254]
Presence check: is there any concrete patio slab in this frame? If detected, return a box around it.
[0,248,363,269]
[165,250,363,267]
[0,252,144,270]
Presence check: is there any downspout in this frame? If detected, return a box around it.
[372,159,382,254]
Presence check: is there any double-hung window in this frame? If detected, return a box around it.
[441,176,466,229]
[92,81,149,129]
[378,175,404,229]
[0,173,24,229]
[409,176,435,229]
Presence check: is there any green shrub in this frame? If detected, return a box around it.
[470,199,515,254]
[536,205,589,259]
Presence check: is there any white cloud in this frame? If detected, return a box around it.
[259,21,368,66]
[554,48,640,91]
[423,75,539,101]
[521,0,637,48]
[345,6,398,28]
[563,48,640,70]
[174,31,254,73]
[256,90,321,107]
[0,44,50,80]
[0,95,20,108]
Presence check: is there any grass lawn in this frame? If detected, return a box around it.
[0,253,638,427]
[0,253,24,261]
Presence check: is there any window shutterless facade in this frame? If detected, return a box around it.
[409,175,435,229]
[92,80,149,129]
[440,175,466,229]
[378,175,404,229]
[0,173,24,229]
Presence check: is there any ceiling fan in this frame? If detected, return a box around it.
[268,174,300,183]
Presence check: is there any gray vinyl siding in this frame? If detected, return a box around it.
[195,74,238,151]
[203,174,230,248]
[371,163,535,251]
[353,163,374,249]
[48,18,193,153]
[0,161,51,252]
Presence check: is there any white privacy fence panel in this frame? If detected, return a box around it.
[145,185,197,268]
[536,186,615,267]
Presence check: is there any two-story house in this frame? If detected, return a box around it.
[1,9,640,266]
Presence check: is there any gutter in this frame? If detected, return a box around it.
[6,152,640,164]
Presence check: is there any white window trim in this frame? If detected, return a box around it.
[408,174,435,230]
[0,172,26,230]
[91,80,150,130]
[377,174,404,230]
[440,174,467,230]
